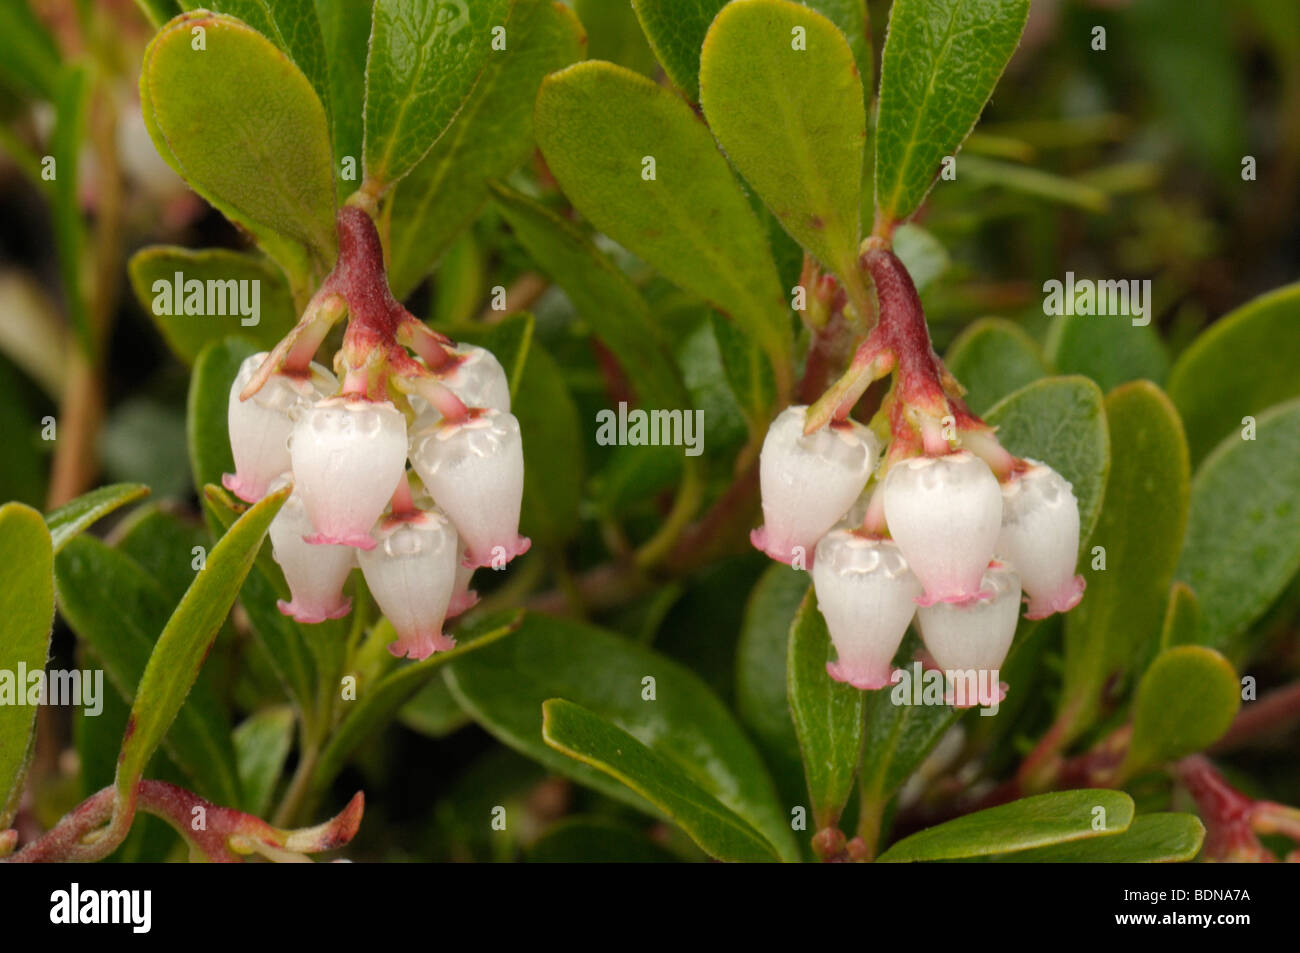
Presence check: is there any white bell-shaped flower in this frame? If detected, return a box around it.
[266,476,356,623]
[752,405,880,567]
[882,450,1002,605]
[996,460,1085,619]
[358,509,460,660]
[411,344,511,426]
[223,352,335,503]
[289,397,407,550]
[409,409,530,568]
[446,540,479,618]
[916,565,1021,707]
[813,531,922,690]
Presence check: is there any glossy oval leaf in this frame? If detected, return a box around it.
[128,246,296,365]
[700,0,865,281]
[115,486,288,802]
[445,612,798,861]
[362,0,513,193]
[1059,382,1190,743]
[386,0,585,297]
[944,318,1049,415]
[983,375,1109,548]
[527,816,679,863]
[992,812,1203,863]
[1175,398,1300,655]
[316,0,373,199]
[44,483,149,555]
[788,588,865,828]
[142,12,337,270]
[631,0,869,101]
[1046,314,1169,395]
[55,536,242,805]
[535,61,792,396]
[874,0,1030,226]
[1120,646,1240,780]
[878,789,1134,862]
[541,699,780,862]
[0,504,54,825]
[233,705,295,817]
[1167,284,1300,463]
[735,565,807,772]
[207,0,332,119]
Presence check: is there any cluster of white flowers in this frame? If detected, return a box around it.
[754,405,1084,699]
[224,342,528,660]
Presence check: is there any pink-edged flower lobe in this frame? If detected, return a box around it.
[266,476,355,623]
[358,508,460,660]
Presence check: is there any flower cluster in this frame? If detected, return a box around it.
[223,207,528,660]
[753,247,1084,702]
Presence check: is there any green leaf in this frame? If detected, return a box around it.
[133,0,182,30]
[51,65,92,356]
[632,0,869,101]
[541,699,781,862]
[993,813,1203,863]
[574,0,657,77]
[314,0,373,200]
[362,0,513,193]
[984,375,1109,550]
[710,311,777,432]
[233,705,295,816]
[1120,646,1239,780]
[1059,382,1189,743]
[874,0,1030,225]
[514,338,582,547]
[55,536,242,805]
[878,790,1134,862]
[206,0,332,121]
[944,318,1049,415]
[44,483,149,555]
[1046,314,1169,394]
[1175,398,1300,655]
[0,504,54,826]
[386,0,584,297]
[189,338,257,496]
[0,0,60,100]
[1159,582,1199,651]
[114,486,287,803]
[735,564,809,785]
[491,183,688,410]
[700,0,865,282]
[527,816,678,862]
[788,588,864,827]
[446,612,798,861]
[535,61,793,397]
[142,12,337,277]
[128,246,297,365]
[311,611,521,791]
[1167,283,1300,464]
[398,675,470,738]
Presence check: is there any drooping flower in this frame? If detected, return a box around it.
[996,460,1085,618]
[358,509,460,660]
[223,352,335,503]
[916,565,1021,707]
[289,397,407,550]
[882,450,1002,605]
[813,531,922,690]
[408,408,530,568]
[266,477,355,624]
[446,539,479,618]
[411,344,511,426]
[752,405,880,566]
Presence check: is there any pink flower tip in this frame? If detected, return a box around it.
[749,527,812,568]
[276,596,352,624]
[304,532,377,551]
[826,659,895,691]
[1023,574,1085,619]
[222,471,265,503]
[465,535,531,569]
[387,631,457,661]
[447,588,480,618]
[945,680,1008,709]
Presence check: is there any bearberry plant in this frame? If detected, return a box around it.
[1,0,1299,865]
